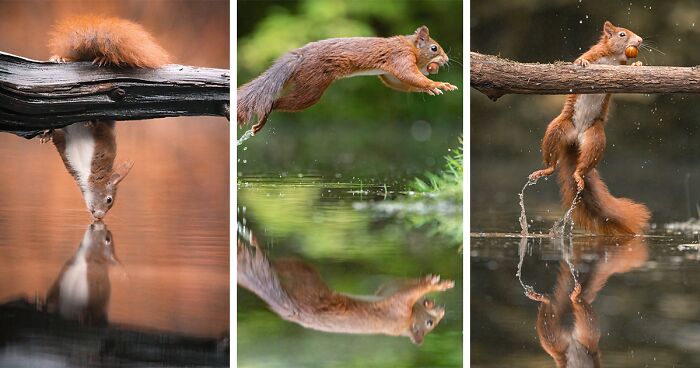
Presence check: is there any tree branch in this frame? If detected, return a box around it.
[470,51,700,101]
[0,52,230,137]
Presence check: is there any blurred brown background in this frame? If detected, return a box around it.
[0,0,229,337]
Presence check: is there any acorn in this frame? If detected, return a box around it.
[427,62,439,74]
[625,45,638,59]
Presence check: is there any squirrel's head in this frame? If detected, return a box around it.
[83,221,118,264]
[85,160,133,220]
[602,21,643,61]
[412,26,449,74]
[406,297,446,345]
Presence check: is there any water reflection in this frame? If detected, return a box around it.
[521,236,648,367]
[47,121,133,220]
[237,218,455,345]
[46,221,117,326]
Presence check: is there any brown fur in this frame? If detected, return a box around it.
[48,15,169,68]
[237,26,456,134]
[237,237,453,345]
[529,21,649,235]
[51,121,133,219]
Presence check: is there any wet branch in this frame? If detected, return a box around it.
[470,51,700,101]
[0,52,230,137]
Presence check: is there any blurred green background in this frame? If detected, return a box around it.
[471,0,700,230]
[237,0,463,178]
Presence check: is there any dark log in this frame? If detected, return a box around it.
[0,52,230,137]
[470,51,700,101]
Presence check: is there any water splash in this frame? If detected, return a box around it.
[518,177,540,236]
[558,234,579,284]
[550,189,582,238]
[516,236,538,295]
[237,128,255,146]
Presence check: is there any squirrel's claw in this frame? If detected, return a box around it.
[569,282,583,303]
[574,58,590,68]
[631,61,643,66]
[37,129,53,144]
[49,55,71,63]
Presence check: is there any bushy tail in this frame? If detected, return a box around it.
[237,53,300,127]
[558,147,650,235]
[237,237,298,319]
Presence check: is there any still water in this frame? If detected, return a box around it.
[0,118,229,367]
[237,176,463,368]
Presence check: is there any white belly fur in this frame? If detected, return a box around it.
[58,236,91,317]
[344,69,387,78]
[63,124,95,191]
[572,94,605,133]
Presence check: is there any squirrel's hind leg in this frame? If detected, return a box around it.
[573,120,606,192]
[273,81,331,112]
[529,116,573,180]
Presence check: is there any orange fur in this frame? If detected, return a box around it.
[48,15,169,68]
[529,21,649,235]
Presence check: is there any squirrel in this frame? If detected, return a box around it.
[528,21,650,235]
[237,235,454,345]
[237,25,458,134]
[41,15,170,219]
[46,221,118,326]
[524,236,648,367]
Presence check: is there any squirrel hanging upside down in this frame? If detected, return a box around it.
[237,25,458,134]
[529,21,650,235]
[42,15,169,219]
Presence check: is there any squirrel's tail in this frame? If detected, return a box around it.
[237,237,298,319]
[237,53,300,127]
[48,15,169,68]
[558,146,650,235]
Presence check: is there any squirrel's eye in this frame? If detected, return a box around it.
[106,196,113,205]
[430,45,438,52]
[426,320,433,327]
[619,32,626,37]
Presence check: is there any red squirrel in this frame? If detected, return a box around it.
[237,25,458,134]
[42,15,169,219]
[528,21,650,235]
[238,235,454,345]
[46,221,118,326]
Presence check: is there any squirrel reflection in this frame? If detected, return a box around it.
[237,229,454,345]
[46,221,118,326]
[524,237,648,367]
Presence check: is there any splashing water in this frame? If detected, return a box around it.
[237,128,255,146]
[518,177,540,236]
[516,236,539,296]
[558,233,579,284]
[550,189,582,238]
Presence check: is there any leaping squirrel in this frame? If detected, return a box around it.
[529,21,650,235]
[237,25,458,134]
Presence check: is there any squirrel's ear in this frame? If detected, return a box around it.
[414,25,429,46]
[603,21,615,37]
[109,160,134,186]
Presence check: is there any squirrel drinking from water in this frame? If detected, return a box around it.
[528,21,650,235]
[42,15,170,219]
[237,235,454,345]
[237,25,458,134]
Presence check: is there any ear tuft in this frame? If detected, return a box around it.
[109,160,134,186]
[603,21,615,37]
[414,25,429,47]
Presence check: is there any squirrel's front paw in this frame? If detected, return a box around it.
[529,167,554,181]
[49,55,72,63]
[424,274,455,291]
[631,61,643,66]
[573,172,585,192]
[569,282,582,303]
[37,129,53,144]
[525,288,549,303]
[574,58,590,68]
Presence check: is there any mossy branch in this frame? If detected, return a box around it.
[470,51,700,101]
